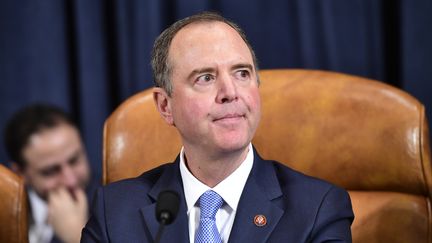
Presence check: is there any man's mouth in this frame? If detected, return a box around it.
[213,113,245,122]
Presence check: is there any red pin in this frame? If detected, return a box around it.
[254,214,267,227]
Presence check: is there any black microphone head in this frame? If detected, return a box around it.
[156,190,180,225]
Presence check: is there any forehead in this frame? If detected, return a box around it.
[168,21,254,67]
[23,124,82,168]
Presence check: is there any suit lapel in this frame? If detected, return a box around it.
[228,150,284,243]
[140,158,190,243]
[138,150,284,243]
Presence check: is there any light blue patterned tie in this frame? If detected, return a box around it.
[195,190,223,243]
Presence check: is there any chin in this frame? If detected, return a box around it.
[216,138,250,153]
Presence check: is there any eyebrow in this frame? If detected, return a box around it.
[67,150,82,164]
[231,63,254,72]
[36,149,82,174]
[187,67,216,81]
[38,164,62,176]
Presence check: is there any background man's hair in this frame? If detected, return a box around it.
[4,104,76,168]
[151,11,259,96]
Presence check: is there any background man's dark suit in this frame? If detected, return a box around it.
[82,149,354,243]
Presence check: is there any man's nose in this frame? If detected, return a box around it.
[216,73,237,103]
[61,166,79,188]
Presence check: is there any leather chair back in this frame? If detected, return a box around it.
[0,164,28,243]
[103,69,432,243]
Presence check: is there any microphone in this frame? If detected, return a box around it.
[154,190,180,243]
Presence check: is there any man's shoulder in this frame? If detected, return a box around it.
[90,162,177,210]
[105,163,173,187]
[258,158,352,223]
[103,162,174,193]
[253,158,354,242]
[261,158,347,199]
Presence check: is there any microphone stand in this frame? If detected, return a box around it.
[154,212,170,243]
[154,191,179,243]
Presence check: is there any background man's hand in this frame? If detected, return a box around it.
[47,187,88,243]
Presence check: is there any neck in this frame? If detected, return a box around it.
[184,145,249,188]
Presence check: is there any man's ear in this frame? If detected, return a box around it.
[11,162,28,184]
[10,162,24,176]
[153,87,174,125]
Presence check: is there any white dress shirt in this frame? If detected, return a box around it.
[28,189,54,243]
[179,144,254,243]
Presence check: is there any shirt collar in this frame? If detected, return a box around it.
[28,188,49,224]
[179,144,254,213]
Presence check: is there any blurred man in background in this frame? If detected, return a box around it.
[4,104,98,243]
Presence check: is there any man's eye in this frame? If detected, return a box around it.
[69,155,79,166]
[196,74,214,84]
[68,151,82,167]
[235,70,250,80]
[39,166,61,177]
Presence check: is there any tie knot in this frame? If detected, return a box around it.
[199,190,223,219]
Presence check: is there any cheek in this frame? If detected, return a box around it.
[42,179,58,191]
[244,87,261,110]
[173,96,210,123]
[244,88,262,128]
[74,160,90,181]
[28,174,58,193]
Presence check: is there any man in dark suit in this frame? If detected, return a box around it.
[82,12,354,243]
[4,104,98,243]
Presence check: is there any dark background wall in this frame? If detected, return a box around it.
[1,0,431,181]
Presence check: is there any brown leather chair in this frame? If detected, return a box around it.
[103,69,432,243]
[0,164,28,243]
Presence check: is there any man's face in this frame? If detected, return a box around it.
[20,123,90,200]
[160,21,261,156]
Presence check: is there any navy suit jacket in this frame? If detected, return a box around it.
[82,150,354,242]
